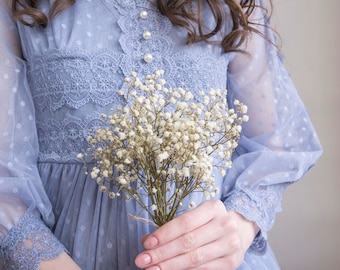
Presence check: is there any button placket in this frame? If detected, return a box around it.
[139,10,153,63]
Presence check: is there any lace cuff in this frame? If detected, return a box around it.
[0,214,66,270]
[248,232,267,255]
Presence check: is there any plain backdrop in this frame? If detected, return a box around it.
[269,0,340,269]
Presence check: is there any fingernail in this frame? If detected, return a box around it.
[147,266,160,270]
[144,236,158,248]
[139,253,151,265]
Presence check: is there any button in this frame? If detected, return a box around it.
[139,10,148,19]
[143,53,153,63]
[142,31,152,40]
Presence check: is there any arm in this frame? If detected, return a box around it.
[0,2,79,269]
[222,0,322,253]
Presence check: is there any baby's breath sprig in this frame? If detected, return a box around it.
[78,70,248,226]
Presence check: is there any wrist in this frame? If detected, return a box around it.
[229,211,260,252]
[38,252,81,270]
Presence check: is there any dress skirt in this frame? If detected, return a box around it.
[39,162,281,270]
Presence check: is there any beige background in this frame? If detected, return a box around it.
[269,0,340,269]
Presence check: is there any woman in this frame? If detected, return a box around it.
[0,0,322,269]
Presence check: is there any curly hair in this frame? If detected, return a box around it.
[11,0,273,53]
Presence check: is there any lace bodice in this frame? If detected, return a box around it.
[24,0,230,163]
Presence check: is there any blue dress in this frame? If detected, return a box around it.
[0,0,322,269]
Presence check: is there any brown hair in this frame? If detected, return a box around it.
[11,0,272,53]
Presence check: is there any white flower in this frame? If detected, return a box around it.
[225,160,232,168]
[169,97,176,104]
[193,142,201,150]
[168,168,176,174]
[182,167,190,177]
[137,96,145,103]
[119,177,127,185]
[190,134,200,141]
[90,167,100,179]
[163,131,171,138]
[103,159,110,166]
[116,150,124,159]
[96,177,103,184]
[206,146,213,154]
[204,193,211,200]
[118,132,126,140]
[188,201,196,208]
[124,158,132,164]
[177,87,185,96]
[157,152,169,162]
[185,92,194,100]
[156,69,164,76]
[243,115,249,122]
[158,98,165,106]
[102,170,109,178]
[177,102,187,110]
[241,105,248,114]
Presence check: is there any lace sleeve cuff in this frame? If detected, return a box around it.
[248,231,267,255]
[0,214,66,270]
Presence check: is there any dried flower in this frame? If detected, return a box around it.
[78,70,247,226]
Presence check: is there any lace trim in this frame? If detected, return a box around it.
[27,48,124,112]
[248,232,267,256]
[224,186,285,233]
[36,112,104,162]
[0,214,65,270]
[108,0,157,15]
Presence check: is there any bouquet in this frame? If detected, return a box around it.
[78,70,248,226]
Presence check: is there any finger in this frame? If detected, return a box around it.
[186,255,243,270]
[143,200,226,249]
[135,202,240,269]
[147,238,239,270]
[142,212,238,264]
[141,234,149,244]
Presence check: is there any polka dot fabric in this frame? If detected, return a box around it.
[0,0,321,269]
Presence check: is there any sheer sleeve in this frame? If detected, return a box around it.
[0,2,65,269]
[222,0,322,254]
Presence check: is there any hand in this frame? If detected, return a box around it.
[135,200,259,270]
[38,252,81,270]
